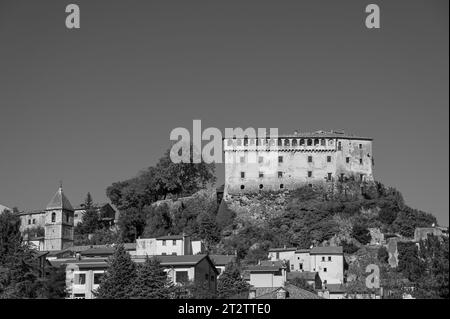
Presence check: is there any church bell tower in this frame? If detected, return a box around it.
[44,184,74,251]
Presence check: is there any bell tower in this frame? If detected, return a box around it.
[44,184,74,251]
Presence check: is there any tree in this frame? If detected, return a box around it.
[36,266,67,299]
[130,257,174,298]
[377,246,389,264]
[217,262,249,299]
[118,207,147,243]
[196,212,220,251]
[79,192,100,234]
[94,244,137,299]
[0,211,42,298]
[351,223,371,245]
[106,146,216,210]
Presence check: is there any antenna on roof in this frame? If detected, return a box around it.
[59,180,63,190]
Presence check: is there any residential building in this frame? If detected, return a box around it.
[56,254,219,299]
[135,234,204,256]
[246,260,287,288]
[268,246,344,285]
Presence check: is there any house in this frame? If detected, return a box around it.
[249,283,323,299]
[287,271,322,290]
[309,246,344,285]
[268,246,345,285]
[318,284,346,299]
[55,254,219,299]
[132,254,219,294]
[246,260,287,288]
[135,234,204,256]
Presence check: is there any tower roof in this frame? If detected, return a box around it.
[46,186,74,211]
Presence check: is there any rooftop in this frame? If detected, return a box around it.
[287,271,319,281]
[268,247,297,252]
[310,246,343,255]
[46,186,74,211]
[156,235,185,240]
[209,254,237,266]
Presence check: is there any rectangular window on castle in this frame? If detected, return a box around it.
[259,172,264,178]
[359,143,362,149]
[346,157,350,163]
[321,139,326,146]
[278,171,283,178]
[240,172,245,179]
[308,171,313,178]
[327,173,332,181]
[278,156,283,163]
[308,156,313,163]
[359,158,363,165]
[327,156,332,163]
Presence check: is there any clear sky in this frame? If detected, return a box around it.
[0,0,448,225]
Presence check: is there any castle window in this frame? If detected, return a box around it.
[308,156,313,163]
[338,142,342,151]
[32,219,35,224]
[28,219,31,225]
[300,139,305,146]
[259,184,263,189]
[51,212,56,223]
[280,184,284,189]
[324,268,327,272]
[66,214,69,223]
[278,156,283,163]
[278,171,283,178]
[327,156,332,163]
[173,240,177,245]
[162,240,166,246]
[321,139,326,146]
[346,157,350,163]
[322,257,325,262]
[307,139,312,146]
[359,143,362,149]
[314,139,319,146]
[243,138,248,146]
[360,174,364,181]
[278,139,283,146]
[259,172,264,178]
[240,185,245,190]
[327,173,332,181]
[340,173,345,181]
[328,256,332,261]
[359,158,363,165]
[308,171,312,178]
[240,172,245,179]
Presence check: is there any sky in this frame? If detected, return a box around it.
[0,0,448,225]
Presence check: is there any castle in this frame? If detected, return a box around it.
[223,130,374,194]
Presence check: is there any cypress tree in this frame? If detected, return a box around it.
[94,244,136,299]
[217,262,249,299]
[130,256,174,299]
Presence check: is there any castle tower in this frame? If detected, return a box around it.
[44,185,74,251]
